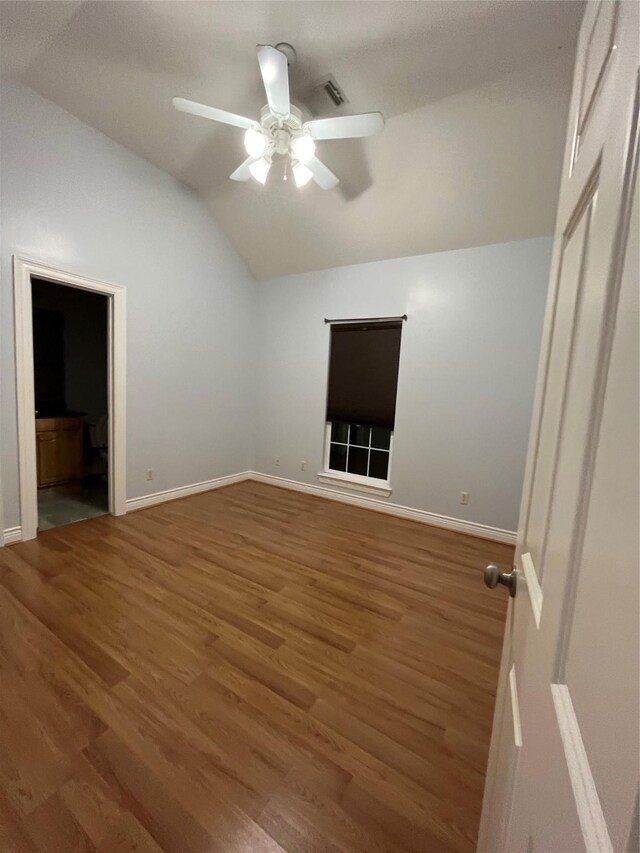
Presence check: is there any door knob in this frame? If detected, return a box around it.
[484,563,517,597]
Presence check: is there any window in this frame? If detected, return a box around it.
[320,319,402,495]
[326,421,392,478]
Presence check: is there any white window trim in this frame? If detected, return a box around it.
[319,423,393,497]
[317,470,392,497]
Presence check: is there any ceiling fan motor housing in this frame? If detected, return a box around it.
[259,104,307,158]
[260,103,302,130]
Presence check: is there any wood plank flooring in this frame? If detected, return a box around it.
[0,481,512,852]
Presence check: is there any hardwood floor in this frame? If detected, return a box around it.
[0,481,512,852]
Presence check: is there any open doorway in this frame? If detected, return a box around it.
[14,257,126,541]
[32,278,109,530]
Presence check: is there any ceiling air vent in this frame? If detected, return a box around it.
[306,74,350,115]
[322,77,347,107]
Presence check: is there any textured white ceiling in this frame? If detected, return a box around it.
[1,1,582,279]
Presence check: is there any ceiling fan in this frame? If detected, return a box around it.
[173,44,385,190]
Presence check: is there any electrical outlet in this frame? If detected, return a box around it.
[275,457,281,467]
[301,460,306,471]
[460,491,469,505]
[146,468,154,481]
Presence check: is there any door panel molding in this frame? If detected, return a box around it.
[554,76,639,682]
[509,665,523,747]
[520,552,542,628]
[574,0,621,163]
[537,184,598,582]
[551,684,613,852]
[523,183,597,574]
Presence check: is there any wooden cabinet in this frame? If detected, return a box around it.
[36,416,83,488]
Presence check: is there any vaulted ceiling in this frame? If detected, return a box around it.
[1,1,583,279]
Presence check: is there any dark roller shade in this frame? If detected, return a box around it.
[326,321,402,429]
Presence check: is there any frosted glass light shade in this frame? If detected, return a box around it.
[291,134,315,164]
[293,161,313,187]
[244,128,267,159]
[249,157,271,184]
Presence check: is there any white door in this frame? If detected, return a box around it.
[478,3,639,852]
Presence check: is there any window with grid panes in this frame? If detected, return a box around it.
[327,422,392,481]
[323,319,402,486]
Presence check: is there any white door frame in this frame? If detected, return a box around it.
[13,256,126,541]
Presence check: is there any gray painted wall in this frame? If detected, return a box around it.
[0,84,258,529]
[254,238,552,532]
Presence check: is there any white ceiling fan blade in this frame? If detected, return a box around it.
[303,112,385,140]
[229,157,256,181]
[306,156,340,190]
[173,97,255,130]
[257,45,290,117]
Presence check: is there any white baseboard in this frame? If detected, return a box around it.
[2,526,23,545]
[3,471,515,546]
[125,471,252,512]
[248,472,517,545]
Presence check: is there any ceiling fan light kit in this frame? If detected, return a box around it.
[293,161,314,187]
[290,133,316,164]
[173,44,385,190]
[248,156,272,185]
[244,127,268,159]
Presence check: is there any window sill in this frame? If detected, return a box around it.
[317,471,392,498]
